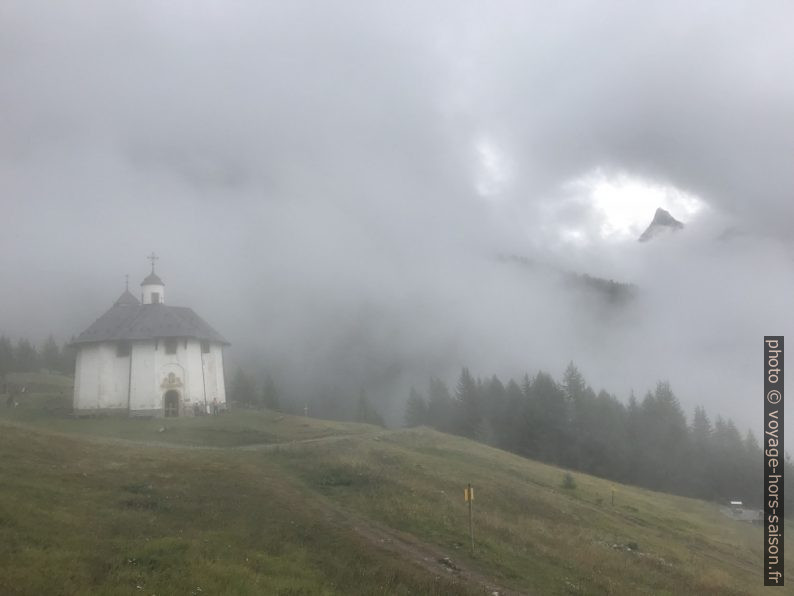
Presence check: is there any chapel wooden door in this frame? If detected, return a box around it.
[164,390,179,417]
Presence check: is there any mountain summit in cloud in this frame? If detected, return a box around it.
[638,208,684,242]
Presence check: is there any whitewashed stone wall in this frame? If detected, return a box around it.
[73,338,226,415]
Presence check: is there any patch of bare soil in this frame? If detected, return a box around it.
[320,499,527,596]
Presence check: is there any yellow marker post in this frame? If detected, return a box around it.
[465,483,474,555]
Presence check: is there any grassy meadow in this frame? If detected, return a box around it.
[0,387,782,595]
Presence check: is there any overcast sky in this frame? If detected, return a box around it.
[2,1,793,428]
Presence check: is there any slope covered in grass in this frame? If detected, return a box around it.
[2,401,371,447]
[0,423,476,596]
[0,406,781,594]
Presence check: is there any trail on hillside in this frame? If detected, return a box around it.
[80,429,526,594]
[315,491,526,596]
[1,420,364,452]
[3,420,524,593]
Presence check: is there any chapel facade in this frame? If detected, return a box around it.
[71,258,229,416]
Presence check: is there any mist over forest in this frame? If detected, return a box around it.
[3,1,793,432]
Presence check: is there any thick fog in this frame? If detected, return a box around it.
[2,1,792,428]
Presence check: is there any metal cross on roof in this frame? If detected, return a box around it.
[125,274,129,290]
[147,252,159,273]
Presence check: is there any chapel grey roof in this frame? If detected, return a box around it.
[72,303,229,346]
[114,289,140,306]
[141,272,165,285]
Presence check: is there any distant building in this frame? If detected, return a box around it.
[71,256,229,416]
[721,501,762,523]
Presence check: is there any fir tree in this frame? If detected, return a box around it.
[15,339,38,373]
[229,367,256,407]
[455,367,480,438]
[59,340,76,376]
[528,371,569,464]
[0,336,14,379]
[356,389,384,426]
[404,387,428,427]
[41,335,61,372]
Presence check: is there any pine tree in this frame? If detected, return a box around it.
[0,336,14,380]
[502,379,527,453]
[576,389,629,480]
[711,417,746,501]
[528,371,569,465]
[635,383,689,491]
[562,362,590,468]
[562,362,586,402]
[229,367,256,407]
[455,368,480,438]
[689,406,714,498]
[741,430,763,507]
[15,339,38,373]
[356,389,384,426]
[653,381,690,491]
[691,406,712,446]
[41,335,61,372]
[59,338,77,375]
[625,391,642,484]
[480,375,507,446]
[404,387,428,427]
[521,373,532,397]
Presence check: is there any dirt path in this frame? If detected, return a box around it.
[10,423,370,453]
[4,421,527,594]
[248,433,527,594]
[316,497,527,596]
[237,432,366,452]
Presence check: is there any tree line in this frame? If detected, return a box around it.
[227,367,385,426]
[0,335,75,378]
[199,359,789,511]
[405,363,784,509]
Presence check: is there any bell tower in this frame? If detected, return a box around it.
[141,252,165,305]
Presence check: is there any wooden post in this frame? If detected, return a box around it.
[468,482,474,555]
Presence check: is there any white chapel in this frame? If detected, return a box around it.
[71,256,229,416]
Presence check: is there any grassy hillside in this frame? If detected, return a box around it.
[4,371,74,391]
[0,404,780,595]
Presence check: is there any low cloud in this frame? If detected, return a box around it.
[2,1,792,429]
